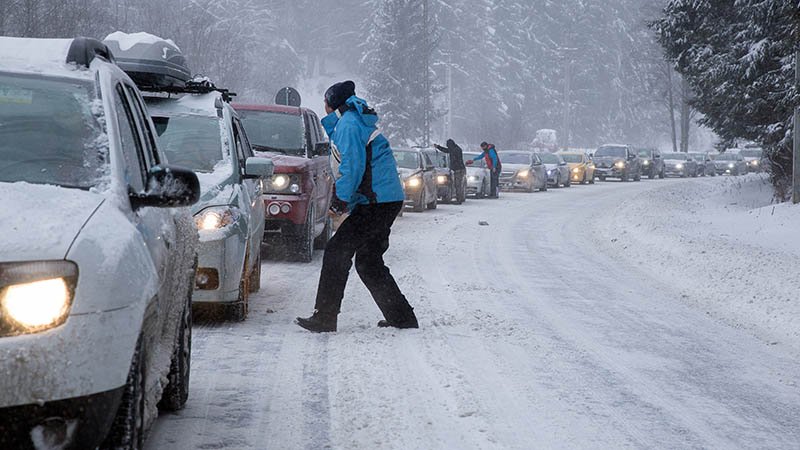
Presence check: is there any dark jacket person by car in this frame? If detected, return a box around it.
[434,139,467,204]
[296,81,418,333]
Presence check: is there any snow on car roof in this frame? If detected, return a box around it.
[104,31,179,52]
[146,92,221,117]
[232,103,302,115]
[0,37,93,79]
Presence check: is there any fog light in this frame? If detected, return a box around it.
[195,268,219,290]
[268,203,281,216]
[280,203,291,214]
[30,417,77,450]
[289,184,301,193]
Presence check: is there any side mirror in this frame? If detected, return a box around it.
[131,165,200,209]
[627,153,637,161]
[533,160,542,166]
[314,142,330,156]
[244,157,274,179]
[588,153,594,158]
[654,154,660,159]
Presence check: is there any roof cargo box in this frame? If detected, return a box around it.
[103,32,190,91]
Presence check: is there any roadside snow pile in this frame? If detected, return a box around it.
[592,174,800,353]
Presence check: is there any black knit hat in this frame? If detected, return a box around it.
[480,141,489,148]
[324,80,356,110]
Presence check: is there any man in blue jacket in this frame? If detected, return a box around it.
[296,81,418,333]
[467,142,501,198]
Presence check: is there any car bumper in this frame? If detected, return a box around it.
[664,168,687,176]
[436,183,451,198]
[500,178,531,190]
[195,225,248,304]
[594,168,624,178]
[263,193,309,226]
[403,187,423,206]
[0,387,123,449]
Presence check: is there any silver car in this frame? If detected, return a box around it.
[464,152,492,197]
[498,151,548,192]
[689,152,716,177]
[537,152,572,188]
[740,148,765,172]
[713,153,748,175]
[395,148,438,211]
[663,152,699,177]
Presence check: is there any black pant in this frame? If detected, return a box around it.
[453,169,466,203]
[314,201,414,322]
[489,169,500,198]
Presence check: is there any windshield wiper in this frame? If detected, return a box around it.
[252,144,287,154]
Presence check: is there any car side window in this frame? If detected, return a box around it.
[123,84,159,166]
[113,84,147,193]
[234,118,254,159]
[230,119,247,172]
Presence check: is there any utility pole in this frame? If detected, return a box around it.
[422,0,431,147]
[562,58,572,148]
[793,49,799,203]
[446,52,452,139]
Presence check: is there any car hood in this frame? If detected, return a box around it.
[466,167,485,176]
[502,163,529,172]
[255,152,309,174]
[567,162,584,169]
[0,182,104,261]
[593,156,624,166]
[664,159,686,164]
[544,163,559,171]
[398,168,422,179]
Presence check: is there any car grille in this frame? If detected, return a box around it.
[501,171,515,177]
[598,162,611,168]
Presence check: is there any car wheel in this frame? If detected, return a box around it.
[564,175,571,187]
[102,337,145,450]
[581,172,587,185]
[295,207,314,262]
[526,180,535,193]
[158,289,192,412]
[553,174,561,188]
[412,191,426,212]
[659,169,665,179]
[648,170,655,180]
[313,216,333,250]
[227,259,250,322]
[248,247,261,293]
[635,170,641,181]
[621,171,629,182]
[426,193,437,210]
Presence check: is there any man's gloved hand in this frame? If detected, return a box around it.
[329,196,349,216]
[465,160,474,166]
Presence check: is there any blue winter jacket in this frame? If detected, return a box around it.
[321,95,405,209]
[472,146,500,171]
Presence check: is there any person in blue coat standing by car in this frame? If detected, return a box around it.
[296,81,418,333]
[466,142,501,198]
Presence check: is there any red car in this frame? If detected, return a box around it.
[234,104,333,262]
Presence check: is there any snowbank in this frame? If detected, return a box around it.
[593,174,800,353]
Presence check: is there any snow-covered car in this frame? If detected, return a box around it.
[689,152,716,177]
[498,150,548,192]
[558,151,596,185]
[105,33,274,321]
[394,148,437,212]
[234,103,334,262]
[0,37,201,449]
[662,152,698,177]
[636,148,665,179]
[713,152,748,176]
[422,148,455,203]
[536,152,572,188]
[592,145,642,182]
[464,151,492,198]
[740,148,765,172]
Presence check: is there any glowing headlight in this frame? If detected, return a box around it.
[643,160,650,165]
[289,183,301,193]
[272,174,290,190]
[267,174,302,194]
[407,177,422,188]
[614,161,626,169]
[728,163,734,168]
[676,163,684,169]
[195,207,240,231]
[437,175,448,184]
[0,261,77,335]
[517,170,530,178]
[468,176,478,182]
[572,168,581,174]
[751,160,759,166]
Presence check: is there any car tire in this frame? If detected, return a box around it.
[648,170,655,180]
[102,337,145,450]
[621,171,629,182]
[581,172,588,185]
[635,170,641,181]
[426,194,437,210]
[248,247,261,293]
[295,207,314,262]
[314,216,333,250]
[412,191,426,212]
[553,174,561,188]
[564,175,571,187]
[158,289,192,412]
[659,169,666,179]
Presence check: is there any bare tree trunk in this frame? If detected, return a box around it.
[666,66,678,153]
[680,75,691,152]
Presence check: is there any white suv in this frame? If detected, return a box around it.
[0,37,201,449]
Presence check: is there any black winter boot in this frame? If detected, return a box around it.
[377,314,419,329]
[296,311,337,333]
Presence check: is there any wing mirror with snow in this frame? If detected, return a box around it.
[131,165,201,210]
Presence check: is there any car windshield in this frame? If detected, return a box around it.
[538,153,560,164]
[741,150,762,157]
[236,110,305,156]
[394,151,420,170]
[425,151,448,168]
[0,73,105,189]
[500,152,532,164]
[595,146,627,158]
[663,153,688,160]
[465,152,486,168]
[715,153,738,161]
[637,149,653,157]
[153,115,224,173]
[689,154,705,161]
[559,154,583,163]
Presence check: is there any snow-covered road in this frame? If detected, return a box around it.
[146,176,800,449]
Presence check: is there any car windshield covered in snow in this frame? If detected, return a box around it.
[501,152,532,165]
[152,115,224,172]
[663,153,688,160]
[715,153,739,161]
[560,153,584,163]
[394,151,420,170]
[464,152,486,168]
[689,153,706,161]
[637,149,654,157]
[0,72,105,189]
[236,110,305,156]
[594,146,627,158]
[740,149,762,158]
[538,153,561,164]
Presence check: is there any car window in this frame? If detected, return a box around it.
[234,118,254,159]
[152,115,225,173]
[231,119,247,172]
[123,84,159,166]
[113,84,147,192]
[237,110,305,156]
[306,111,319,145]
[423,153,434,169]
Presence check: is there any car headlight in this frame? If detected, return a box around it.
[751,160,758,166]
[266,173,302,194]
[643,160,650,166]
[676,163,684,169]
[547,169,555,175]
[728,163,734,168]
[572,167,581,174]
[195,207,240,231]
[517,170,530,179]
[406,176,422,188]
[0,261,77,336]
[614,161,626,169]
[437,175,449,184]
[468,175,478,182]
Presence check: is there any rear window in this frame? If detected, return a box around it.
[0,73,106,189]
[237,110,305,156]
[152,115,224,173]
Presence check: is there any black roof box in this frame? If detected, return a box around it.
[103,32,190,91]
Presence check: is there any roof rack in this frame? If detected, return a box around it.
[141,78,237,103]
[66,37,115,68]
